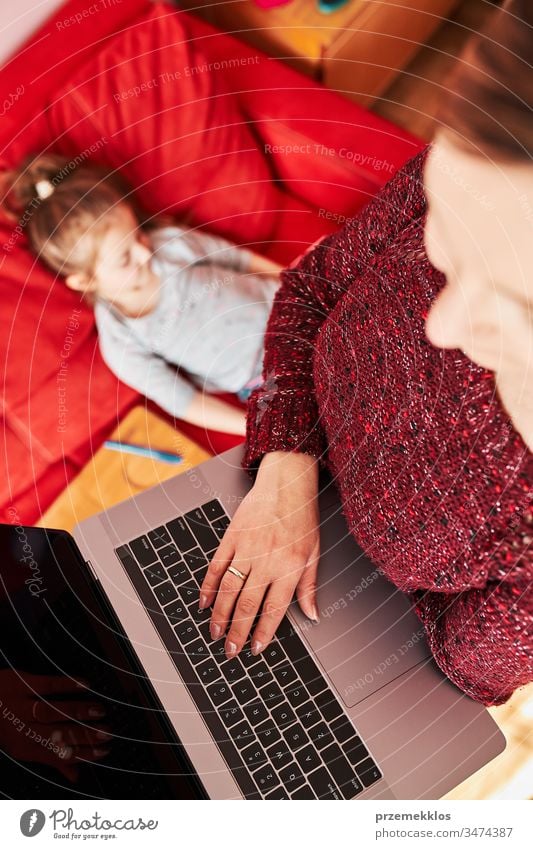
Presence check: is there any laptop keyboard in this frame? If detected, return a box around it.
[115,498,383,799]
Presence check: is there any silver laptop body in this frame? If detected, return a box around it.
[74,443,505,800]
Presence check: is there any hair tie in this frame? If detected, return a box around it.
[35,179,55,200]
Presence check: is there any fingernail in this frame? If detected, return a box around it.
[251,640,263,656]
[310,604,320,623]
[225,640,237,658]
[199,593,208,610]
[93,748,110,757]
[88,707,106,718]
[211,623,222,639]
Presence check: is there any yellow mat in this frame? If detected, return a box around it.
[38,406,212,533]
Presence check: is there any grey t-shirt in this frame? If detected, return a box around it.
[94,225,279,417]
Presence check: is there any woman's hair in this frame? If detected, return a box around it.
[437,0,532,162]
[0,153,154,280]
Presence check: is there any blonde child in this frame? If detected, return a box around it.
[2,155,282,435]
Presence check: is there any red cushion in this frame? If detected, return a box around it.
[0,240,93,406]
[0,230,138,463]
[46,2,281,244]
[0,0,150,168]
[0,0,423,524]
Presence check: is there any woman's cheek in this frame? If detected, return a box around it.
[503,304,533,370]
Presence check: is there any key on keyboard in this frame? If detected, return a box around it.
[115,498,383,799]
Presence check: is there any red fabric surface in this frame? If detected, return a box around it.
[0,0,149,168]
[0,0,422,523]
[242,148,533,706]
[46,3,282,245]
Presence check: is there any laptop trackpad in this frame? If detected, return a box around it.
[289,502,432,709]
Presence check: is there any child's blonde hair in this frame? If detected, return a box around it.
[1,153,159,282]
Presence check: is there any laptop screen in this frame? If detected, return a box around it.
[0,524,205,799]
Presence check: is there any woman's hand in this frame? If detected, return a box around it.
[0,669,111,783]
[199,451,321,660]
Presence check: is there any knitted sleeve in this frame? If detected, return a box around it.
[409,569,533,706]
[241,146,430,479]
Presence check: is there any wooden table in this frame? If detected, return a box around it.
[38,406,212,533]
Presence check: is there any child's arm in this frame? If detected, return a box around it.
[97,320,248,436]
[182,390,247,436]
[184,229,283,278]
[245,252,284,278]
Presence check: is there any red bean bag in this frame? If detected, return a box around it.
[46,3,284,246]
[0,0,423,523]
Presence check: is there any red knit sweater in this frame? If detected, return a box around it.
[242,147,532,707]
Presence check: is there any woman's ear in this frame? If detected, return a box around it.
[65,272,91,292]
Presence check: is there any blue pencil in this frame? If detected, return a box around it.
[104,440,183,465]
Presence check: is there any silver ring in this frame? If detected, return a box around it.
[227,565,247,581]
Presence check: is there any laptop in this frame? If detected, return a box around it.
[1,443,505,799]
